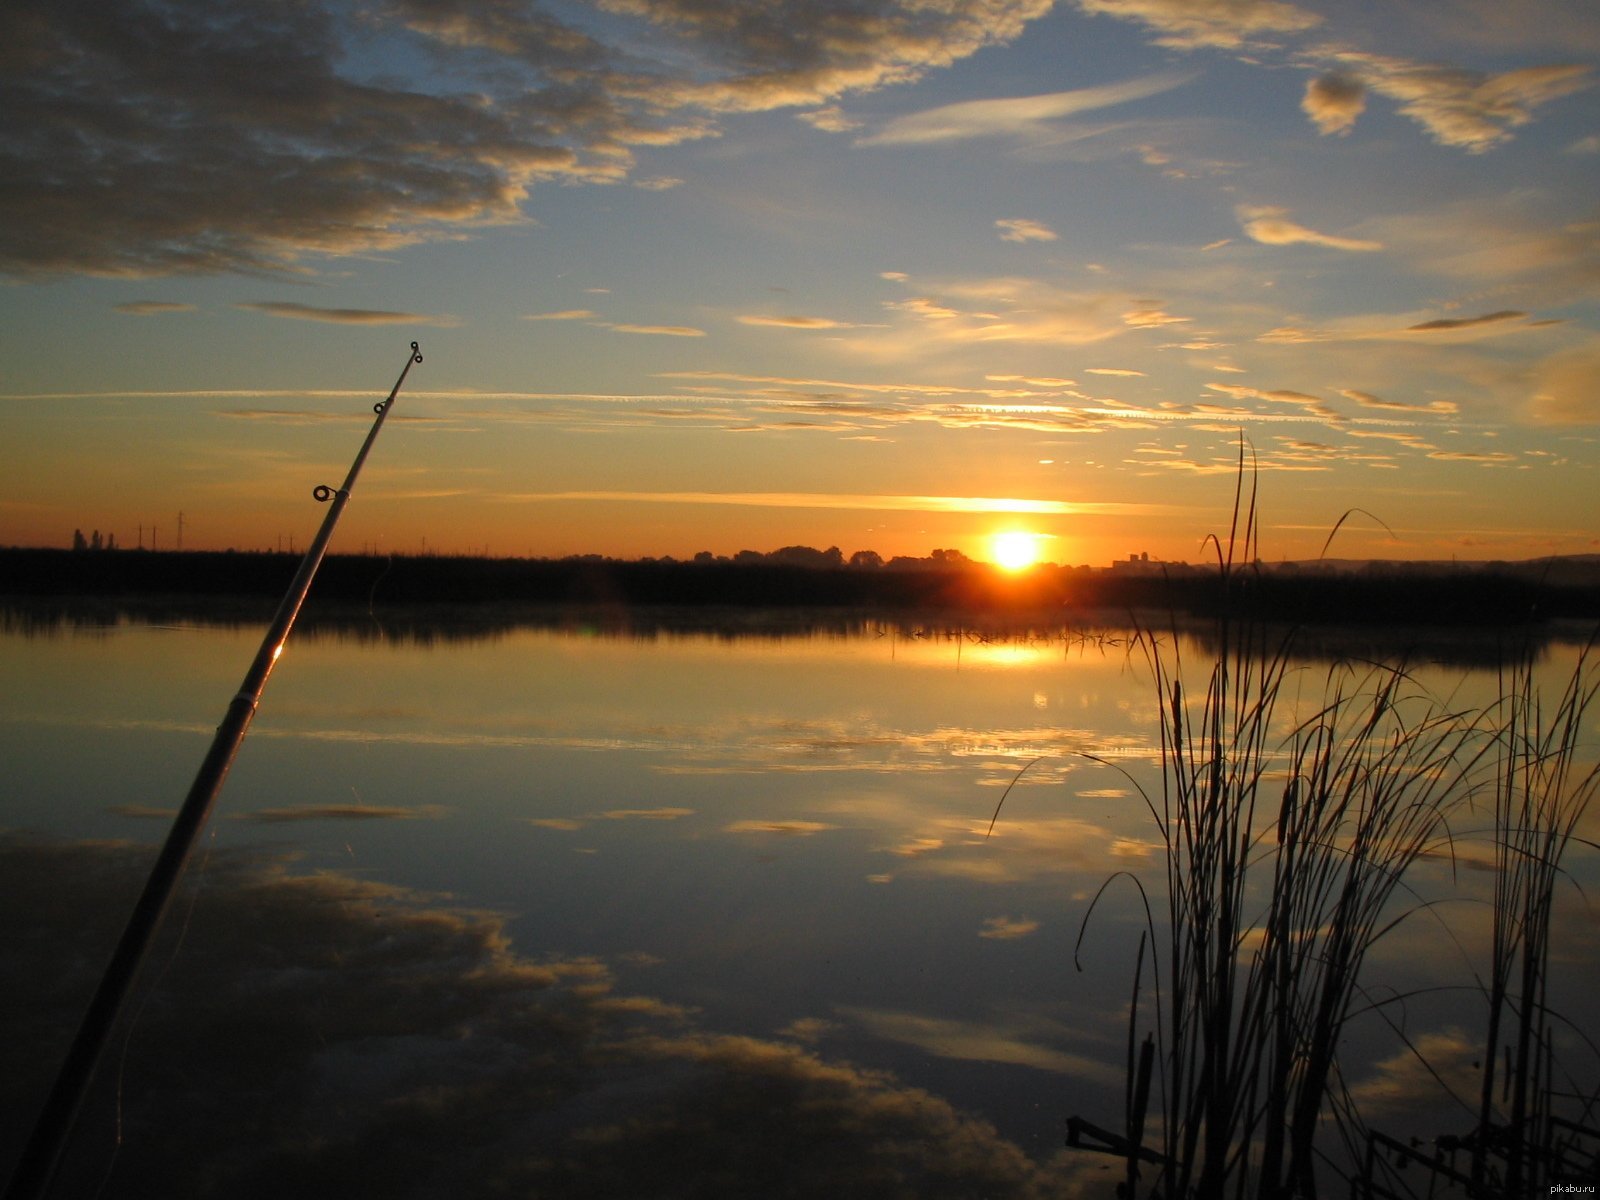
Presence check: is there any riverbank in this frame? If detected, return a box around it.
[5,545,1600,626]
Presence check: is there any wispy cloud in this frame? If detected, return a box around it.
[841,1005,1122,1080]
[1261,307,1550,346]
[1123,305,1190,328]
[1236,205,1382,252]
[1363,203,1600,305]
[599,323,708,337]
[237,302,459,326]
[599,807,696,821]
[994,218,1058,243]
[797,105,862,133]
[1205,382,1343,423]
[1341,389,1458,415]
[1310,51,1593,152]
[114,300,197,316]
[859,71,1192,145]
[494,490,1173,516]
[1075,0,1321,50]
[1406,309,1527,332]
[724,819,836,836]
[1530,342,1600,423]
[237,804,449,823]
[978,915,1040,940]
[1426,450,1520,465]
[737,314,866,330]
[523,309,598,321]
[861,276,1138,350]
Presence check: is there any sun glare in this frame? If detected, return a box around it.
[991,531,1043,572]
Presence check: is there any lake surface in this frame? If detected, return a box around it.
[4,605,1598,1196]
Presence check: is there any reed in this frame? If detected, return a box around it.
[1105,604,1485,1196]
[1467,636,1600,1195]
[1067,458,1516,1198]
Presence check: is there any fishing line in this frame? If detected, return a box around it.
[90,824,220,1200]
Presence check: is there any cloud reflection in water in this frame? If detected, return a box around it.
[0,837,1080,1199]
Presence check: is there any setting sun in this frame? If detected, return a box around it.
[990,531,1044,572]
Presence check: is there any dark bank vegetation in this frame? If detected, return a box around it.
[5,545,1600,627]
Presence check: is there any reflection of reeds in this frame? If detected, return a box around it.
[1469,639,1600,1196]
[1101,592,1482,1195]
[1059,457,1600,1197]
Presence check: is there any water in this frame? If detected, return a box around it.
[3,605,1597,1196]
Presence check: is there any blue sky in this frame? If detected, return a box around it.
[3,0,1598,565]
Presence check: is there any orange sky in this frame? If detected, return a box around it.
[3,1,1598,566]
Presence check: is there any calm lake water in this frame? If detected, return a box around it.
[3,605,1598,1197]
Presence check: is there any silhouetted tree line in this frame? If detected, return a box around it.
[3,546,1599,626]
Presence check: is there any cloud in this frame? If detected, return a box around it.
[1406,309,1527,332]
[864,276,1138,349]
[1074,0,1321,50]
[1346,1028,1481,1119]
[994,218,1058,243]
[797,105,862,133]
[1123,305,1190,327]
[1530,341,1600,424]
[237,803,449,823]
[1302,71,1366,135]
[114,300,197,316]
[599,807,696,821]
[841,1006,1122,1081]
[493,490,1170,516]
[1261,306,1552,347]
[603,0,1059,114]
[1205,382,1342,422]
[1203,382,1318,406]
[1426,450,1519,464]
[1341,389,1458,415]
[859,71,1192,145]
[599,323,708,337]
[523,309,599,321]
[1363,204,1600,303]
[978,915,1040,940]
[1,0,1061,278]
[237,302,460,326]
[986,374,1077,387]
[723,819,836,836]
[0,836,1062,1198]
[1312,52,1594,153]
[1237,205,1383,252]
[737,314,863,329]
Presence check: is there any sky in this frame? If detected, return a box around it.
[2,0,1598,567]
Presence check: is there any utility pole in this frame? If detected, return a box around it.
[177,511,185,551]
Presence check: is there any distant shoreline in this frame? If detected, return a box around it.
[5,545,1600,629]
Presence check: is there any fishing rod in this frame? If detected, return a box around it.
[4,341,424,1200]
